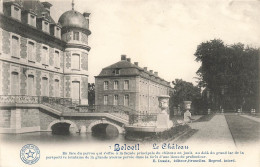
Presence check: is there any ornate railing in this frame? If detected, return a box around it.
[0,95,77,105]
[129,114,157,126]
[0,95,39,104]
[86,105,137,114]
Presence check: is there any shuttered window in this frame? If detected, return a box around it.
[11,72,19,95]
[42,77,48,96]
[71,53,80,70]
[11,36,19,58]
[28,75,35,96]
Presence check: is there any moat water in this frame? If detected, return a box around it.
[0,132,126,145]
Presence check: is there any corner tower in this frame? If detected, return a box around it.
[58,6,91,105]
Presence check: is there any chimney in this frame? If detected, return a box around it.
[126,58,131,62]
[154,72,158,76]
[41,2,52,14]
[121,55,126,60]
[134,62,138,66]
[144,67,147,71]
[83,12,90,29]
[83,12,91,18]
[149,70,153,73]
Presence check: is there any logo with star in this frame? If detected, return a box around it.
[20,144,40,165]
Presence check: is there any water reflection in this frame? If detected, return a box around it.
[0,132,126,145]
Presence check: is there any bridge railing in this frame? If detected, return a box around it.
[129,114,158,126]
[86,105,137,114]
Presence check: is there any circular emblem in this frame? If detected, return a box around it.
[20,144,40,165]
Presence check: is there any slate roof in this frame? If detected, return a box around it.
[97,59,171,87]
[4,0,56,24]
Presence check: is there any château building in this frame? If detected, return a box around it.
[95,55,172,114]
[0,0,91,105]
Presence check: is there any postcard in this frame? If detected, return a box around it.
[0,0,259,167]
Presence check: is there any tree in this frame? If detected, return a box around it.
[171,79,202,114]
[88,83,95,106]
[194,39,259,111]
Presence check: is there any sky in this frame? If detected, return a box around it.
[50,0,260,84]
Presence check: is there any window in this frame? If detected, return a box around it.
[11,36,19,58]
[113,81,118,90]
[55,27,61,38]
[42,46,49,65]
[42,21,49,33]
[71,81,80,100]
[54,79,59,97]
[73,32,79,40]
[11,72,19,95]
[124,95,129,106]
[28,14,36,27]
[104,81,108,90]
[42,77,48,96]
[54,51,60,68]
[124,80,129,90]
[12,6,21,20]
[28,41,36,62]
[115,69,120,75]
[114,95,118,105]
[28,75,35,96]
[71,53,80,70]
[104,95,108,105]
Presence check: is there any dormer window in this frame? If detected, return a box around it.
[115,69,120,75]
[11,5,21,21]
[28,14,36,27]
[42,21,49,33]
[55,27,61,38]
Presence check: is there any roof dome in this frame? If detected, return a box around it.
[58,10,88,29]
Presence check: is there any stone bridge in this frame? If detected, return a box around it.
[0,96,133,134]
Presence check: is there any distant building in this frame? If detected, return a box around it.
[95,55,172,114]
[0,0,91,105]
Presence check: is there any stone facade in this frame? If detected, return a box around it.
[0,0,91,105]
[95,55,172,114]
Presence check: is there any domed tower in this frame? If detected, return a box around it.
[58,4,91,105]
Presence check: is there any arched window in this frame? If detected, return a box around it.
[28,75,35,96]
[11,72,19,95]
[71,53,80,70]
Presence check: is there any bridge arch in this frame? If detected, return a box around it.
[87,120,124,134]
[47,120,79,133]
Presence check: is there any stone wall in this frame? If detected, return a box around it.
[39,109,59,130]
[21,108,40,128]
[2,30,10,54]
[0,109,11,128]
[81,52,88,70]
[2,62,10,95]
[81,76,88,99]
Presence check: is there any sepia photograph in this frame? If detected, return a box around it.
[0,0,259,166]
